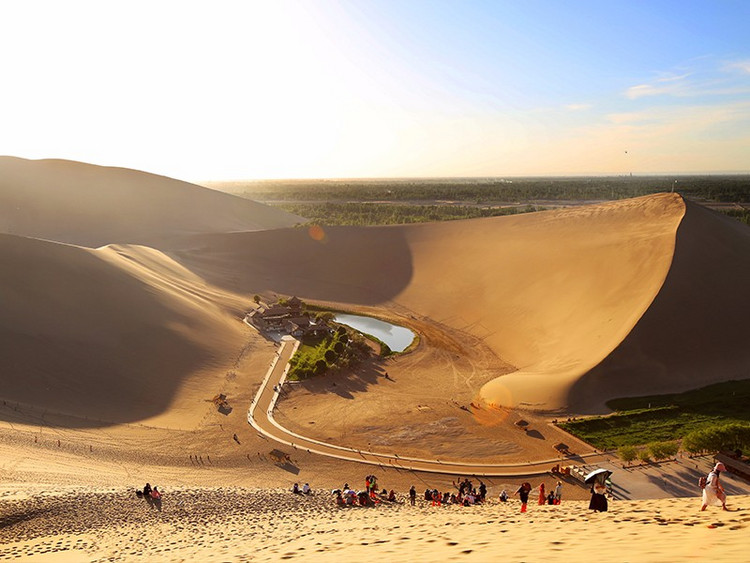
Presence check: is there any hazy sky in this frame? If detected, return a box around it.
[1,0,749,180]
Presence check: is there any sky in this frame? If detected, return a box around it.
[1,0,749,180]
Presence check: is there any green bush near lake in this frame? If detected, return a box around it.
[287,329,370,381]
[557,379,750,450]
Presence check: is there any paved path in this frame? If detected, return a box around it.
[247,338,603,477]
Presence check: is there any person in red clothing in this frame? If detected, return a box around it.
[538,482,546,505]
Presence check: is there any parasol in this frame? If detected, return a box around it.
[584,468,613,484]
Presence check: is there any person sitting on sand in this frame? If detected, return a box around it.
[143,483,152,497]
[336,492,345,506]
[547,491,555,505]
[388,489,397,502]
[292,483,300,494]
[424,488,431,501]
[499,489,508,502]
[701,462,729,511]
[151,486,162,510]
[302,483,311,495]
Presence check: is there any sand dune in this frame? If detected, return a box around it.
[0,157,303,247]
[2,186,746,431]
[164,193,745,413]
[0,233,251,426]
[568,199,750,410]
[0,487,747,562]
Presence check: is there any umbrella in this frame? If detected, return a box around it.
[584,468,612,484]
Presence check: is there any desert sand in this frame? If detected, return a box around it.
[1,486,747,562]
[1,160,749,560]
[0,157,303,247]
[166,192,749,413]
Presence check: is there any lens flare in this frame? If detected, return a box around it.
[308,224,326,242]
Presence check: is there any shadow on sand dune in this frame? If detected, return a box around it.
[0,234,239,428]
[568,200,750,412]
[165,225,414,306]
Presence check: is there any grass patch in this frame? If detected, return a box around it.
[558,379,750,449]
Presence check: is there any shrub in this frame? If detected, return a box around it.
[682,422,750,454]
[618,445,638,464]
[637,449,652,463]
[660,441,679,458]
[647,441,678,461]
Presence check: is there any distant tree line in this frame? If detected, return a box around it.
[225,175,750,204]
[276,202,544,226]
[682,422,750,455]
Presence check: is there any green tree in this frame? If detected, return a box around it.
[637,448,652,463]
[618,445,638,465]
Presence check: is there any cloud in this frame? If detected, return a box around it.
[564,103,592,111]
[655,72,692,83]
[723,60,750,74]
[624,74,693,99]
[625,65,750,100]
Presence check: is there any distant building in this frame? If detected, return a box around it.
[246,297,331,338]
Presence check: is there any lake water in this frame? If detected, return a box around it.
[334,314,415,353]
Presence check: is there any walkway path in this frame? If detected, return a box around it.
[248,338,604,477]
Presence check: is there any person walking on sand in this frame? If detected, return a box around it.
[516,482,531,513]
[701,462,729,511]
[538,482,546,505]
[589,475,608,512]
[554,481,562,505]
[409,486,416,506]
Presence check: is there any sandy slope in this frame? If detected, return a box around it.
[1,487,747,562]
[2,189,746,431]
[0,233,253,426]
[0,157,303,247]
[570,199,750,410]
[165,193,744,413]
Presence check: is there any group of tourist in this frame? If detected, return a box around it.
[514,481,564,512]
[330,477,400,507]
[297,462,734,513]
[291,483,311,495]
[316,475,566,509]
[135,482,163,510]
